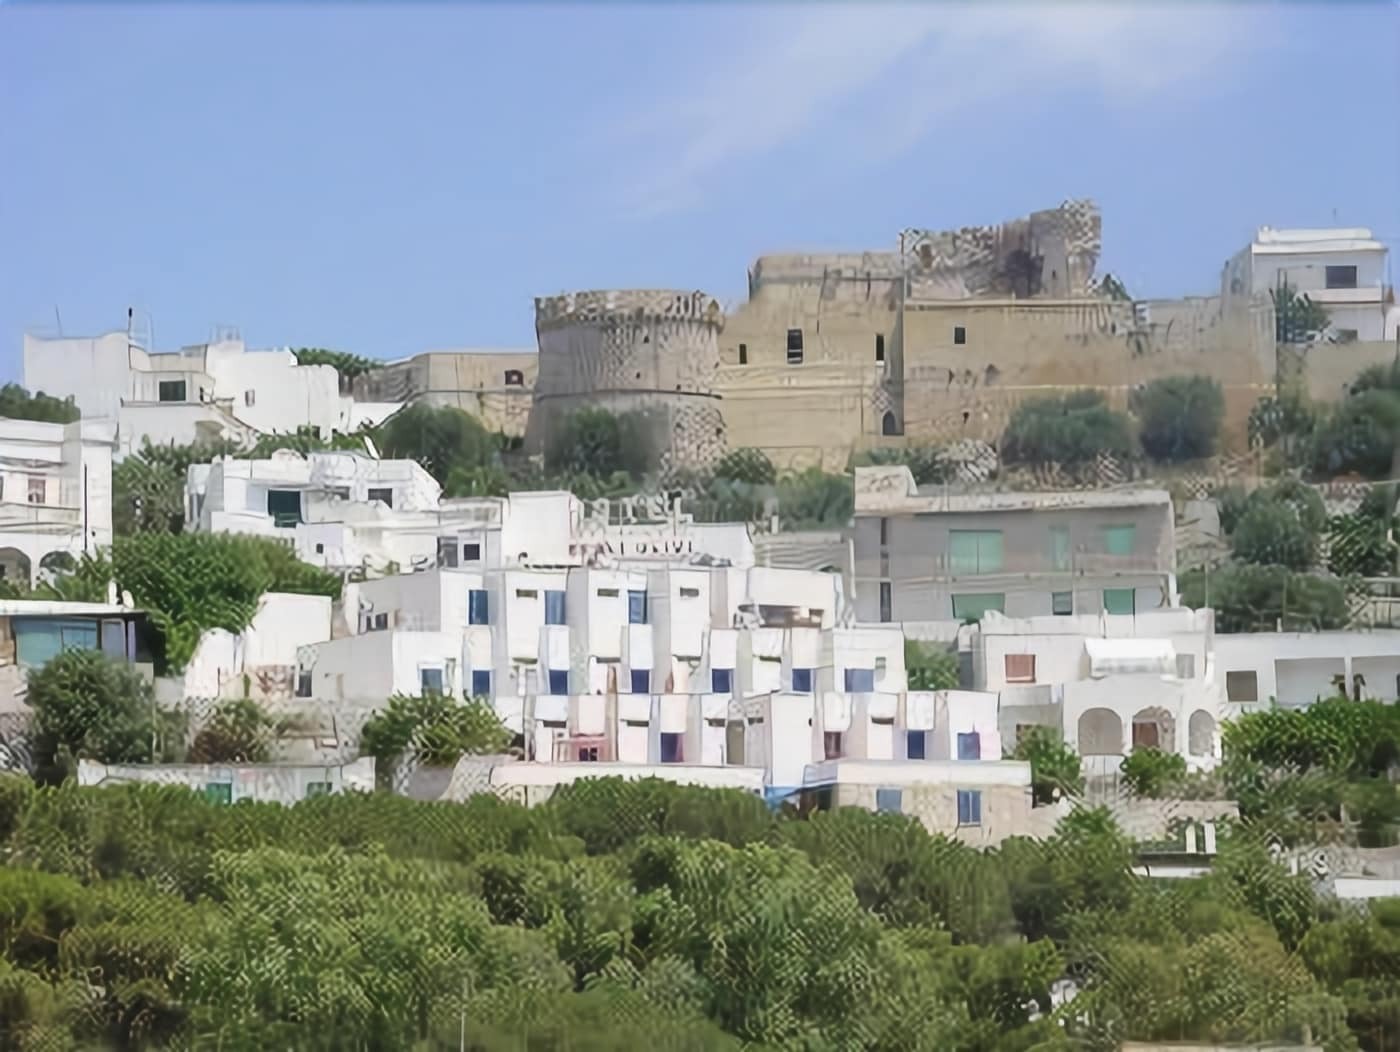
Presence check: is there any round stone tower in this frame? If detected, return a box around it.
[526,289,727,476]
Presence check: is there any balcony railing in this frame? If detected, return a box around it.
[876,551,1168,582]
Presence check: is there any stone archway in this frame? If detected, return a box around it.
[1188,710,1217,757]
[1131,706,1176,752]
[0,548,32,587]
[1077,708,1124,755]
[881,411,899,436]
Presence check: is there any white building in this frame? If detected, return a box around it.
[1214,629,1400,713]
[77,757,376,804]
[22,330,401,458]
[0,417,115,584]
[969,608,1222,775]
[1222,226,1398,342]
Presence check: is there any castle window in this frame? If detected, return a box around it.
[786,329,803,365]
[738,343,748,365]
[881,411,898,436]
[953,326,967,345]
[875,334,885,362]
[504,369,524,386]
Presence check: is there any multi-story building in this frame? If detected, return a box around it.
[1222,226,1398,343]
[851,465,1177,623]
[0,416,115,584]
[22,329,400,458]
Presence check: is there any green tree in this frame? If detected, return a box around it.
[545,407,653,479]
[1012,727,1085,805]
[1249,389,1316,455]
[291,347,382,381]
[26,649,163,782]
[1327,486,1399,577]
[378,402,497,486]
[0,383,80,424]
[905,639,959,690]
[1132,374,1225,462]
[1179,563,1350,633]
[1230,480,1328,570]
[188,698,280,763]
[1271,280,1331,344]
[1000,390,1133,467]
[1119,748,1188,798]
[360,693,511,771]
[711,447,776,485]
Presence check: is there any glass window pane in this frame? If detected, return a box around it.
[876,788,902,814]
[1049,526,1071,571]
[470,670,492,697]
[956,732,981,760]
[906,731,926,760]
[468,589,489,625]
[1103,588,1136,615]
[792,668,813,693]
[545,590,566,626]
[1102,525,1136,556]
[951,593,1005,622]
[948,532,981,574]
[630,669,650,694]
[627,590,647,625]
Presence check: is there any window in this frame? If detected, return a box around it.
[949,530,1004,574]
[504,369,524,386]
[844,668,875,692]
[627,589,648,625]
[876,787,902,814]
[1103,588,1136,615]
[1049,525,1071,571]
[204,782,233,805]
[515,588,538,599]
[305,782,331,798]
[463,542,481,562]
[879,517,889,546]
[315,543,324,554]
[547,669,568,695]
[1325,264,1358,289]
[471,669,492,697]
[712,668,733,693]
[874,333,885,362]
[244,390,256,406]
[420,668,445,695]
[158,379,187,402]
[738,342,748,365]
[1004,654,1036,683]
[957,732,981,761]
[468,589,489,625]
[267,489,301,527]
[1336,328,1359,343]
[596,587,619,598]
[630,669,650,694]
[437,537,459,568]
[0,477,5,501]
[26,476,45,504]
[906,731,926,760]
[953,326,966,345]
[956,789,982,826]
[951,593,1005,622]
[879,581,892,623]
[1225,670,1259,702]
[367,487,393,508]
[296,668,312,698]
[679,586,700,599]
[660,732,683,763]
[544,590,566,625]
[1176,654,1196,679]
[1052,591,1073,616]
[1102,524,1136,556]
[823,731,844,759]
[786,328,804,365]
[371,612,389,631]
[792,667,813,693]
[578,745,599,762]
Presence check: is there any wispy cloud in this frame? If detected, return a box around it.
[614,3,1269,217]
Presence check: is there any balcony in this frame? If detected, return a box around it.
[927,551,1166,582]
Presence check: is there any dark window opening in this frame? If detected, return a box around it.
[1325,265,1358,290]
[878,581,892,623]
[504,369,524,386]
[158,380,187,403]
[881,411,898,436]
[953,326,967,345]
[738,343,748,365]
[437,537,459,568]
[368,487,393,508]
[874,333,885,362]
[267,489,302,528]
[463,543,481,562]
[786,329,803,365]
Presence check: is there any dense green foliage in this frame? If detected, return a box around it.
[378,403,499,487]
[1132,374,1225,462]
[1308,363,1400,481]
[1010,727,1085,806]
[1119,748,1188,798]
[0,774,1385,1050]
[1272,280,1332,344]
[904,639,959,691]
[999,390,1133,467]
[544,407,654,479]
[1328,487,1400,578]
[1179,562,1351,633]
[0,382,80,424]
[187,698,280,764]
[360,694,513,771]
[1232,498,1320,570]
[852,444,955,484]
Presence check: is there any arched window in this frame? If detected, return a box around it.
[881,411,898,436]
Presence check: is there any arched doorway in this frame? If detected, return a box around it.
[881,411,899,436]
[1131,706,1176,752]
[1188,710,1217,758]
[0,548,32,587]
[1077,708,1123,755]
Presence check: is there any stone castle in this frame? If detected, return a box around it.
[354,200,1385,473]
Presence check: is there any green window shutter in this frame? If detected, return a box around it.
[1103,588,1136,615]
[1102,524,1136,556]
[1049,526,1071,570]
[951,593,1006,621]
[204,782,232,805]
[949,531,1003,574]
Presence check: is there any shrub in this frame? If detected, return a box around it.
[1120,748,1188,798]
[1133,375,1225,462]
[1000,390,1133,466]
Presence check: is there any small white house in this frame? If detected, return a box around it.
[1214,630,1400,712]
[78,757,376,805]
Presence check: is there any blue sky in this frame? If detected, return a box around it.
[2,2,1397,377]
